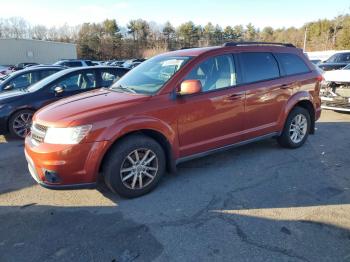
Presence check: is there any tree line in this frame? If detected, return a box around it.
[1,14,350,60]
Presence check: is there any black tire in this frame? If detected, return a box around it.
[277,106,311,148]
[103,134,166,198]
[8,109,34,139]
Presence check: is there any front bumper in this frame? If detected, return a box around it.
[24,136,109,189]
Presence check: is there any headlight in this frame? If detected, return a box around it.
[44,125,92,145]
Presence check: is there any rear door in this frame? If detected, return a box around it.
[238,52,289,139]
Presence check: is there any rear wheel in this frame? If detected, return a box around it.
[9,110,34,139]
[103,134,166,198]
[277,107,311,148]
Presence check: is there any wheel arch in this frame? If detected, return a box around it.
[7,107,36,132]
[282,93,316,134]
[98,128,177,178]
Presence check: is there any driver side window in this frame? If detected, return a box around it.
[52,71,96,92]
[185,54,236,92]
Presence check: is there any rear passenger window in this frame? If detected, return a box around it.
[240,52,279,83]
[275,53,310,76]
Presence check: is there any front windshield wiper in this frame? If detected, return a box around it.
[112,85,137,94]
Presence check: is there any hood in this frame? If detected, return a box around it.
[324,69,350,83]
[34,88,150,126]
[0,89,28,102]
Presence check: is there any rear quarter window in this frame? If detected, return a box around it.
[239,52,280,83]
[275,53,310,76]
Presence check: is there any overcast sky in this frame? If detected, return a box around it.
[1,0,349,28]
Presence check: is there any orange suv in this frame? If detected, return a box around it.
[25,42,322,198]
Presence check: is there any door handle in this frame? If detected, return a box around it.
[226,92,244,101]
[280,84,292,89]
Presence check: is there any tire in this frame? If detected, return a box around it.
[9,109,34,139]
[277,106,311,149]
[103,134,166,198]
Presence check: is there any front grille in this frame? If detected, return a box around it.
[30,123,47,145]
[34,124,48,133]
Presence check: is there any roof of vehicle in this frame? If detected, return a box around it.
[163,42,299,57]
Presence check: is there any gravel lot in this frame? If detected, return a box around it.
[0,109,350,262]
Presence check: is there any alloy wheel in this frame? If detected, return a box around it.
[120,148,158,190]
[12,112,33,138]
[289,114,308,144]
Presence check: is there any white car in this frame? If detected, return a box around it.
[320,64,350,112]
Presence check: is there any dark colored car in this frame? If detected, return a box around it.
[318,52,350,71]
[25,42,322,198]
[0,66,65,92]
[0,66,129,138]
[13,63,39,71]
[53,59,94,67]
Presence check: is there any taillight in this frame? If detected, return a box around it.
[316,74,324,82]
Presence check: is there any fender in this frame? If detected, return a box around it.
[276,91,315,130]
[93,115,179,174]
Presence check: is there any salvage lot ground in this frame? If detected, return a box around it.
[0,110,350,262]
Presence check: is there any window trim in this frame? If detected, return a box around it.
[237,52,281,85]
[181,53,239,95]
[274,52,312,77]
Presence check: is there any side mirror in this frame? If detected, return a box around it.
[4,84,14,91]
[54,86,64,94]
[178,80,202,96]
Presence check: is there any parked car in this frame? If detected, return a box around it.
[0,66,129,138]
[0,66,65,92]
[53,59,94,67]
[122,59,145,68]
[110,60,126,67]
[126,61,142,69]
[24,42,322,198]
[13,63,39,71]
[320,63,350,112]
[310,59,321,65]
[318,51,350,71]
[0,65,13,77]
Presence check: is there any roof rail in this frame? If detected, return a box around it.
[223,42,295,48]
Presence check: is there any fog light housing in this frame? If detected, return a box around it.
[43,169,61,184]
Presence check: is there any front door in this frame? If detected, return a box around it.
[177,54,246,157]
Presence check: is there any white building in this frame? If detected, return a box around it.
[0,38,77,65]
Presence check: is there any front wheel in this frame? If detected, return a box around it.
[9,110,34,139]
[103,134,166,198]
[277,107,311,148]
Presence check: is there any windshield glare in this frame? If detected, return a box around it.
[343,64,350,70]
[110,56,191,94]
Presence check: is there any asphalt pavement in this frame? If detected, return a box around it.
[0,109,350,262]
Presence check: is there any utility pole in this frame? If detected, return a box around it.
[303,27,308,51]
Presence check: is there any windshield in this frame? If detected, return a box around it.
[110,56,192,94]
[326,54,339,63]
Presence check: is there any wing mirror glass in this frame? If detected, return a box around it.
[178,80,202,96]
[4,84,14,91]
[54,86,64,94]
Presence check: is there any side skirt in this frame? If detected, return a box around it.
[175,132,280,165]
